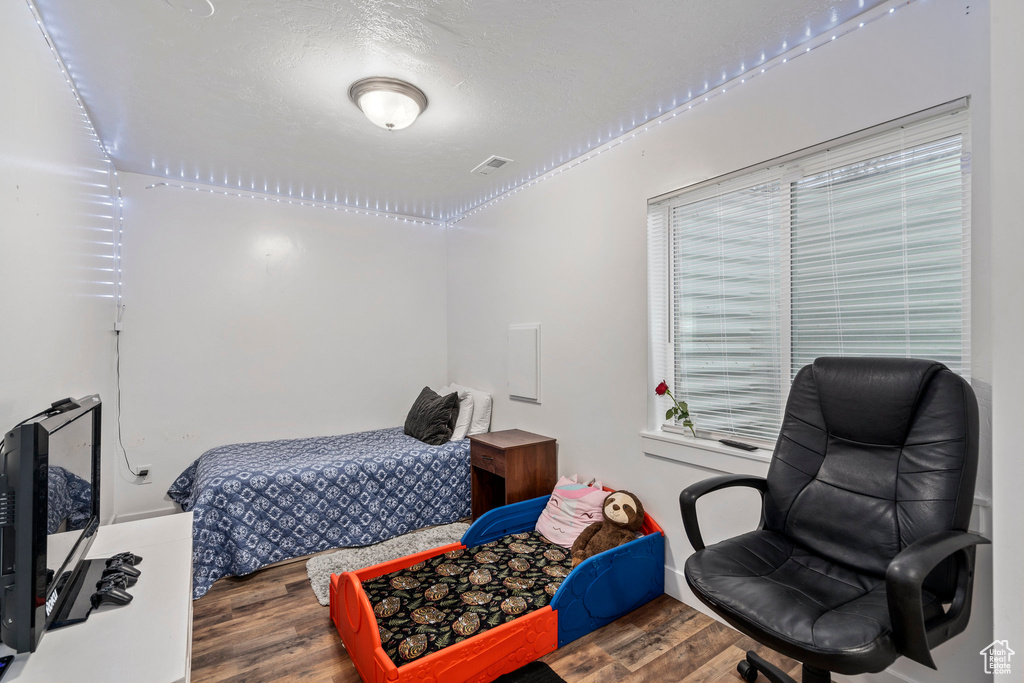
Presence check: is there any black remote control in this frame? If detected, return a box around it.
[719,439,758,451]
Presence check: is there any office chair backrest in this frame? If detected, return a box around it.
[764,357,979,597]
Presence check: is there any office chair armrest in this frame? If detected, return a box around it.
[886,529,990,669]
[679,474,768,551]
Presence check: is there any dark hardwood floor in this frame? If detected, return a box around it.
[191,559,802,683]
[191,557,353,683]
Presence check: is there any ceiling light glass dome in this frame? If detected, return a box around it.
[349,77,428,131]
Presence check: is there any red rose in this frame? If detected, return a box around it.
[655,381,669,396]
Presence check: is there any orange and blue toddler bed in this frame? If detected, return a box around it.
[329,492,665,683]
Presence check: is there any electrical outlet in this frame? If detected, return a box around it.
[137,465,152,485]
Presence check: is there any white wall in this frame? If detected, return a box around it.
[113,173,449,519]
[1,1,117,521]
[446,2,996,682]
[988,3,1024,682]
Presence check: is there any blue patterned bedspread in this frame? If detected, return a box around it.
[168,427,471,599]
[47,465,92,534]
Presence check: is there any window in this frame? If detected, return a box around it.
[648,103,970,441]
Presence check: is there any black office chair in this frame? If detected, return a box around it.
[679,357,988,683]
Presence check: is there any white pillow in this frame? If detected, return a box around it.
[438,385,474,440]
[447,383,492,435]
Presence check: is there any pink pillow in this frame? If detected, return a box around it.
[535,475,608,548]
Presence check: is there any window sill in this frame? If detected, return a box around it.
[640,428,772,476]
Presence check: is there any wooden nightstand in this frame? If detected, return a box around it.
[468,429,557,519]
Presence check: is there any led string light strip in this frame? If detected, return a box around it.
[25,1,110,163]
[446,0,915,225]
[27,0,914,230]
[114,172,124,317]
[152,162,445,222]
[26,0,138,476]
[26,0,442,234]
[25,0,125,315]
[149,182,446,227]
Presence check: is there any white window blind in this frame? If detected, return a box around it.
[649,105,970,441]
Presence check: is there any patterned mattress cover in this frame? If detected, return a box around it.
[363,530,573,664]
[168,426,471,599]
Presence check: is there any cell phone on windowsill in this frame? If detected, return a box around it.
[719,438,759,451]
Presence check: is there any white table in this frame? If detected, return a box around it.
[2,512,194,683]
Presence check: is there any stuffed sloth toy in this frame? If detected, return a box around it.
[570,490,645,567]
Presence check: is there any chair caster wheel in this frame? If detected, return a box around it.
[738,660,758,682]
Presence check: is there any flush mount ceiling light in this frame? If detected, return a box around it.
[348,77,428,131]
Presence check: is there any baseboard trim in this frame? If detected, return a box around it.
[836,671,916,683]
[111,507,179,524]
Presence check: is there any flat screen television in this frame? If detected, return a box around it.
[0,395,101,653]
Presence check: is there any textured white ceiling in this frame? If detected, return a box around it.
[34,0,889,221]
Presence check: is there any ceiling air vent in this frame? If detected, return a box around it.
[471,155,513,176]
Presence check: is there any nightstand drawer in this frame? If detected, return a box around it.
[471,442,506,477]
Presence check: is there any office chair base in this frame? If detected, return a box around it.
[738,651,831,683]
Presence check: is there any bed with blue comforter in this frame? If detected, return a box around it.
[47,465,92,534]
[168,426,471,599]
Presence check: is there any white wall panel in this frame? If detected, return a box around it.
[446,3,995,682]
[114,174,448,519]
[989,3,1024,681]
[0,1,117,522]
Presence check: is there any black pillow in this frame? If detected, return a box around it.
[404,386,459,445]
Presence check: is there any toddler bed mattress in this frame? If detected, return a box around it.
[365,530,572,665]
[169,426,471,599]
[331,494,664,683]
